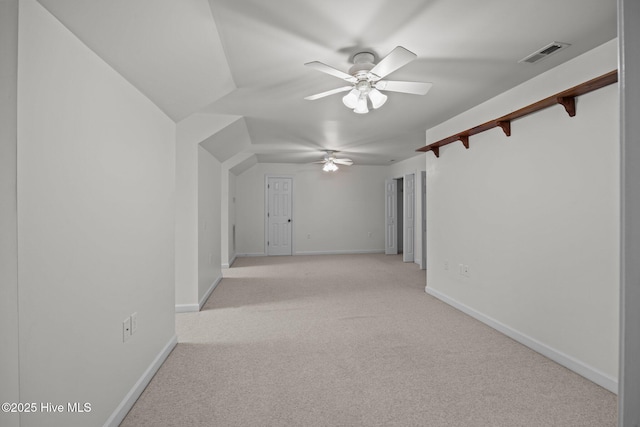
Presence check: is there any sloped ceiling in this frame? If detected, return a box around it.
[36,0,617,166]
[37,0,236,122]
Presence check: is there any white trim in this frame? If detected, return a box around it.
[175,274,223,312]
[294,249,385,256]
[103,335,177,427]
[199,274,222,310]
[420,170,427,270]
[175,304,199,313]
[239,251,386,257]
[425,286,618,394]
[619,0,640,421]
[221,254,237,269]
[403,172,416,263]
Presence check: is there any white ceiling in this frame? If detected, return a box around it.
[37,0,617,166]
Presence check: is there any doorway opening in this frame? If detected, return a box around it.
[385,173,415,261]
[397,177,404,254]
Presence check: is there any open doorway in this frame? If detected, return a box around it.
[385,174,415,261]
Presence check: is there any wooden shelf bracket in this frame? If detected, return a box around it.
[418,70,617,157]
[557,96,576,117]
[497,120,511,137]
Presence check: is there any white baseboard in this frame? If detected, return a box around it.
[104,335,177,427]
[221,254,237,269]
[199,274,222,310]
[294,249,385,256]
[425,286,618,394]
[175,303,199,313]
[237,250,385,257]
[175,275,223,313]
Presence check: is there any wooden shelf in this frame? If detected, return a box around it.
[417,70,618,157]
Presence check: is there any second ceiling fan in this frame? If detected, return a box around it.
[304,46,432,114]
[313,150,352,172]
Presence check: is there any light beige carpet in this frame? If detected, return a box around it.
[121,254,616,426]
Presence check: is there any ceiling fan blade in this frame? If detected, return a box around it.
[312,160,327,164]
[334,158,353,166]
[367,46,417,80]
[304,86,354,101]
[374,80,432,95]
[305,61,358,83]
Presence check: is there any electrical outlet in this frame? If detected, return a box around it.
[122,317,131,342]
[131,312,138,335]
[444,260,449,270]
[463,265,470,277]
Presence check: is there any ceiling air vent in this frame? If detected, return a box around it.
[519,41,571,64]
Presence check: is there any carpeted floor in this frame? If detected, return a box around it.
[121,254,617,426]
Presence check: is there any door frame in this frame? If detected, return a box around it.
[384,178,398,255]
[420,170,427,270]
[264,175,294,256]
[403,173,415,263]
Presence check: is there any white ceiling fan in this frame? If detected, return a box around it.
[304,46,432,114]
[313,150,353,172]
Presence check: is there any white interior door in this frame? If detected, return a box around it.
[403,173,415,262]
[267,177,292,256]
[385,179,398,255]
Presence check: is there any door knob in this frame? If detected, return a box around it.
[288,219,291,222]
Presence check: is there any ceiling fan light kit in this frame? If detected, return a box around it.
[342,89,359,108]
[305,46,432,114]
[368,88,388,109]
[315,150,353,172]
[322,161,339,172]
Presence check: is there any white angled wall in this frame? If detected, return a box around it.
[425,39,619,391]
[0,2,20,427]
[198,147,222,304]
[235,163,387,256]
[222,169,237,266]
[16,1,176,425]
[175,113,237,310]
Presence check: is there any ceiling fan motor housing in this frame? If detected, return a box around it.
[348,52,375,78]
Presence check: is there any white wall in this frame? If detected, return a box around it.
[175,113,237,310]
[220,151,252,268]
[229,171,237,259]
[0,2,20,426]
[16,1,176,426]
[221,169,237,266]
[425,40,619,392]
[198,146,222,304]
[388,154,426,178]
[235,163,387,255]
